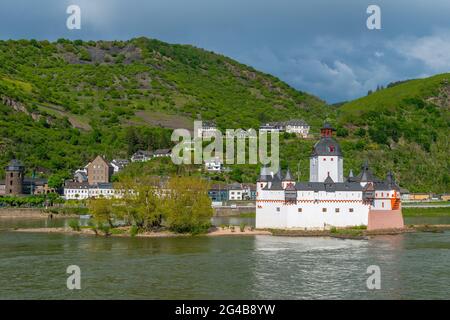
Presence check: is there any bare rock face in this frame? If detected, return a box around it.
[1,95,54,125]
[1,96,28,113]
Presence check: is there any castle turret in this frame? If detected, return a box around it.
[282,167,295,189]
[5,159,24,195]
[309,123,344,183]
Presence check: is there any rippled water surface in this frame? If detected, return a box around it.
[0,217,449,299]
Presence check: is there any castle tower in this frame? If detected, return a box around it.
[309,123,344,183]
[5,159,24,195]
[257,164,271,192]
[282,167,295,189]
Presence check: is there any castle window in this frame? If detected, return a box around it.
[10,172,13,178]
[331,158,334,161]
[323,158,326,161]
[382,202,385,208]
[298,208,302,213]
[335,208,340,213]
[322,208,327,212]
[276,207,280,212]
[349,208,354,212]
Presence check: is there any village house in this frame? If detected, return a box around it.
[63,181,118,200]
[284,119,310,137]
[131,150,153,162]
[227,183,256,201]
[197,120,218,138]
[86,155,114,185]
[64,155,116,200]
[74,169,88,183]
[409,193,431,201]
[0,160,55,196]
[208,184,229,202]
[110,159,130,173]
[152,148,172,158]
[204,157,223,172]
[259,119,310,137]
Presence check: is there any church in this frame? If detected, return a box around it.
[256,123,405,231]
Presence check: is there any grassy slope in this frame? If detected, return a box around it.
[0,38,328,179]
[333,74,450,193]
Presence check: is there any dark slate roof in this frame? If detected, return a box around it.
[324,175,334,184]
[153,148,172,155]
[284,119,309,127]
[295,181,363,192]
[5,159,25,171]
[97,183,114,189]
[23,178,48,186]
[311,137,343,157]
[352,160,380,183]
[268,179,284,190]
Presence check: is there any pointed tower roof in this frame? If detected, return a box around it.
[258,164,272,182]
[284,167,293,181]
[354,160,377,182]
[324,173,334,184]
[349,169,354,178]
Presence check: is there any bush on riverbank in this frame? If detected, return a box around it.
[87,176,213,235]
[68,219,81,231]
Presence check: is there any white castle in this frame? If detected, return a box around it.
[256,123,405,231]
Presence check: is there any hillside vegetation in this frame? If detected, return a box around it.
[0,37,327,180]
[0,38,448,193]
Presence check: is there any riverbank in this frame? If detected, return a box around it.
[0,208,80,219]
[12,226,271,238]
[10,224,450,239]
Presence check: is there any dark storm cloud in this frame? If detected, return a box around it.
[1,0,450,102]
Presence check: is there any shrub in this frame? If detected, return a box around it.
[97,224,111,236]
[130,225,138,237]
[68,219,81,231]
[240,223,246,232]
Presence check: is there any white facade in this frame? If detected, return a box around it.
[285,124,310,137]
[229,189,243,200]
[309,155,344,183]
[256,124,402,230]
[205,157,223,172]
[64,185,121,200]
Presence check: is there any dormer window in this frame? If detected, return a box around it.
[328,145,335,153]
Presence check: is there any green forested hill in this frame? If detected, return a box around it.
[0,38,448,193]
[0,37,327,180]
[335,74,450,193]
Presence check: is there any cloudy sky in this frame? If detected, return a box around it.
[1,0,450,102]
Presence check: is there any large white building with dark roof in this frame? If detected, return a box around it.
[256,123,405,230]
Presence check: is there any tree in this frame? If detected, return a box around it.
[163,176,213,234]
[114,176,164,230]
[88,197,115,228]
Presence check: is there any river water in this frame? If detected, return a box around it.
[0,217,449,299]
